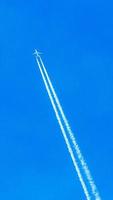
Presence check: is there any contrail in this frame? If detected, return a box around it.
[38,55,101,200]
[35,56,91,200]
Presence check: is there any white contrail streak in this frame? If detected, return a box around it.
[38,56,101,200]
[35,56,91,200]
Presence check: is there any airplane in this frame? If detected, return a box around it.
[33,49,42,57]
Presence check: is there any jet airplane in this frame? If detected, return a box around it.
[33,49,42,57]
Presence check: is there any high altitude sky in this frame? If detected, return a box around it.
[0,0,113,199]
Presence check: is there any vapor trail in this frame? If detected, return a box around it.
[38,56,101,200]
[35,56,91,200]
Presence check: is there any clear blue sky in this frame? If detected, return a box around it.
[0,0,113,199]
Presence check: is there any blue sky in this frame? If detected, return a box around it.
[0,0,113,199]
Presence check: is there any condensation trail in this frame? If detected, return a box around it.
[35,56,91,200]
[38,55,101,200]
